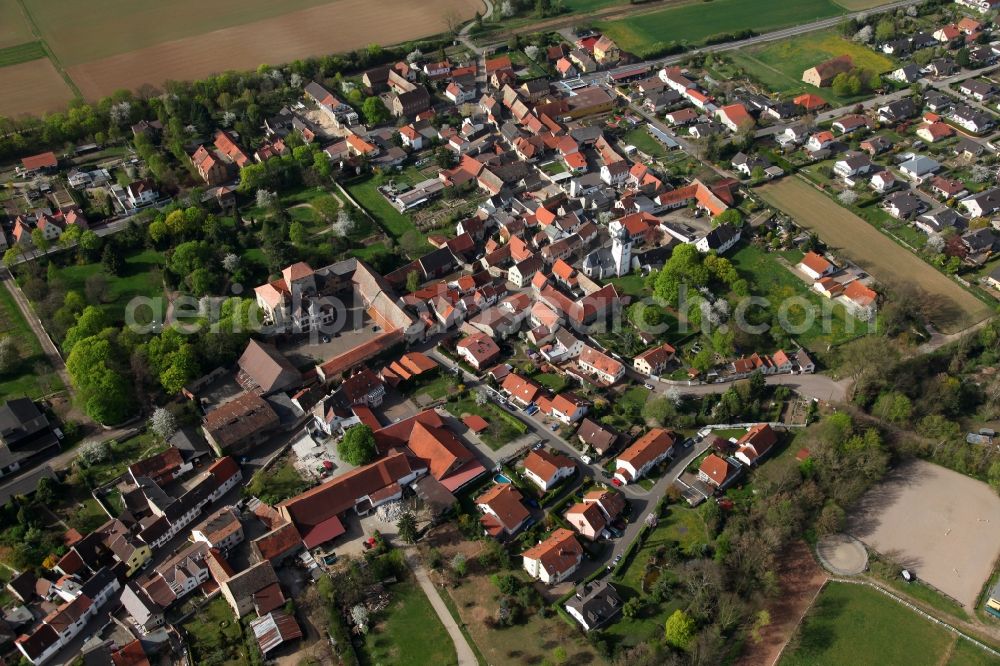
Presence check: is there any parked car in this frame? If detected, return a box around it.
[581,455,592,464]
[550,423,558,431]
[532,441,544,451]
[643,383,654,390]
[611,478,622,487]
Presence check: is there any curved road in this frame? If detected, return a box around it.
[670,373,851,403]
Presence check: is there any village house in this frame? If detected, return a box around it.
[633,343,676,377]
[565,501,607,540]
[476,483,531,538]
[614,428,675,485]
[522,449,575,491]
[538,392,589,424]
[576,419,618,456]
[565,580,622,631]
[802,55,853,87]
[797,251,835,280]
[577,345,625,385]
[734,424,778,466]
[522,528,583,584]
[455,332,501,370]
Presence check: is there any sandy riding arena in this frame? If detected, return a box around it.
[847,460,1000,609]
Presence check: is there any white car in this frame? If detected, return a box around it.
[643,383,654,390]
[581,455,592,464]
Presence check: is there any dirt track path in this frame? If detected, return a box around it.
[736,541,828,666]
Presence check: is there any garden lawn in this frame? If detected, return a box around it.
[448,396,527,450]
[608,274,648,298]
[182,596,248,666]
[345,178,420,240]
[68,498,111,534]
[411,372,456,401]
[780,582,952,666]
[0,283,61,400]
[445,568,608,665]
[359,579,457,666]
[624,125,669,159]
[534,372,567,393]
[730,29,896,105]
[77,433,168,488]
[55,249,165,324]
[597,0,844,58]
[244,460,309,504]
[619,504,713,592]
[729,244,868,348]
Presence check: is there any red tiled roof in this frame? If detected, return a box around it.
[462,415,489,432]
[524,449,574,482]
[21,151,57,170]
[253,522,303,562]
[699,453,729,485]
[476,483,530,533]
[800,251,833,275]
[522,528,582,576]
[618,428,675,469]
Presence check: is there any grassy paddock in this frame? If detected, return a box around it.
[780,582,953,666]
[730,29,896,105]
[359,578,457,666]
[0,283,61,400]
[597,0,843,58]
[54,249,165,325]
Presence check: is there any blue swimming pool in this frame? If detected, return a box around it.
[494,473,512,484]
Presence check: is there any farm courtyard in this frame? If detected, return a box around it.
[846,460,1000,610]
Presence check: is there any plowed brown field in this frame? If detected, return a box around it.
[67,0,480,100]
[0,59,75,117]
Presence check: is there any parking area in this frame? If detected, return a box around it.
[846,459,1000,609]
[281,313,379,366]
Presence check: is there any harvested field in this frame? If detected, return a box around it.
[737,541,827,666]
[0,58,75,117]
[0,0,33,49]
[65,0,480,100]
[846,460,1000,610]
[759,178,993,333]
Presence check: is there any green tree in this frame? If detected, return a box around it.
[397,511,417,544]
[362,97,390,126]
[665,609,696,649]
[66,336,132,424]
[338,424,377,465]
[289,221,307,245]
[871,391,911,424]
[62,306,108,354]
[406,270,421,293]
[713,208,743,226]
[30,229,50,253]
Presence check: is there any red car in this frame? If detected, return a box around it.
[611,478,622,487]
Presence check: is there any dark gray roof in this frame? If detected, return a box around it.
[565,580,622,629]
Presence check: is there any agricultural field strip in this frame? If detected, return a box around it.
[759,178,993,333]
